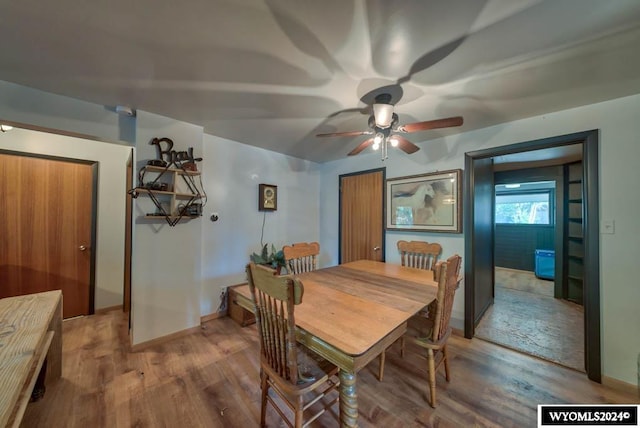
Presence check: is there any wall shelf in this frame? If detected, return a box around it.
[131,164,205,227]
[563,161,584,305]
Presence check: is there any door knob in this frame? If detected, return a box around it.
[373,246,380,251]
[79,245,87,251]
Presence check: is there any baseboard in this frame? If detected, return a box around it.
[130,325,202,352]
[495,266,534,274]
[94,305,121,314]
[602,376,639,397]
[452,327,464,337]
[201,311,226,323]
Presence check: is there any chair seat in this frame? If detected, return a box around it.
[413,329,451,350]
[260,347,339,427]
[295,344,339,385]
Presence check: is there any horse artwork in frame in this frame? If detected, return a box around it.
[386,169,462,233]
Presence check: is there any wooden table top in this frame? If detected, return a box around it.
[237,260,437,357]
[0,290,62,427]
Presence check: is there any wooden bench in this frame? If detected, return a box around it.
[227,284,255,327]
[0,290,63,427]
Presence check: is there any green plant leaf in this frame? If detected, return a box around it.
[251,243,286,267]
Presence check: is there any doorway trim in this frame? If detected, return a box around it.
[463,129,600,382]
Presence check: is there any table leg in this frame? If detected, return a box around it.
[46,294,63,384]
[338,369,358,427]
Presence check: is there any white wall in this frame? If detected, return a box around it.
[0,128,130,309]
[0,80,324,347]
[131,111,204,345]
[0,80,135,145]
[319,93,640,385]
[199,134,321,316]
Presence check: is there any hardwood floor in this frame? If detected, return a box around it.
[21,310,638,427]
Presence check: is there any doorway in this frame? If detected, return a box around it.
[474,167,584,372]
[339,168,385,263]
[464,130,600,382]
[0,150,98,318]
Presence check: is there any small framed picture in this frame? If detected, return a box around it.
[259,184,277,211]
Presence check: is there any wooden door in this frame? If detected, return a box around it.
[0,153,94,318]
[339,168,385,263]
[464,156,495,337]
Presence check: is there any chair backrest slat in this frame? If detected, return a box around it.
[431,254,462,341]
[283,242,320,274]
[247,263,304,384]
[397,240,442,272]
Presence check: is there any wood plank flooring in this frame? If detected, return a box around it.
[21,310,638,427]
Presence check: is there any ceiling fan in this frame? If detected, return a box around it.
[316,93,463,159]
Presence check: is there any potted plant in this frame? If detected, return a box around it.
[250,243,286,274]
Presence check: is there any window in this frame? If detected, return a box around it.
[495,191,552,224]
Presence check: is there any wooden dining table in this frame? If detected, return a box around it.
[233,260,438,427]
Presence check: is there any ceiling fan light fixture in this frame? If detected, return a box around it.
[373,132,384,147]
[389,136,399,147]
[373,103,394,128]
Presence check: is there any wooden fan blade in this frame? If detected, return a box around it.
[348,138,374,156]
[316,130,373,138]
[392,135,420,154]
[397,116,463,133]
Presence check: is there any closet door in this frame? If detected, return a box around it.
[0,152,95,317]
[339,168,385,263]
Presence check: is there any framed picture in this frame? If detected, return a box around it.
[386,169,462,233]
[259,183,277,211]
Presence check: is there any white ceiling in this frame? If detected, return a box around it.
[2,0,640,163]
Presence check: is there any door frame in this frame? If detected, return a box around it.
[0,149,99,314]
[464,129,600,382]
[124,148,133,317]
[338,167,386,263]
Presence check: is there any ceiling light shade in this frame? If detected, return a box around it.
[389,136,399,147]
[373,103,393,128]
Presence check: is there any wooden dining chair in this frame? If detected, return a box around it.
[282,241,320,275]
[407,254,462,407]
[377,240,443,381]
[397,240,442,271]
[246,262,339,427]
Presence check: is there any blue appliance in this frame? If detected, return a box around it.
[534,249,555,280]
